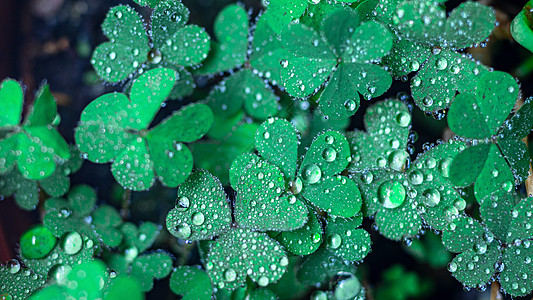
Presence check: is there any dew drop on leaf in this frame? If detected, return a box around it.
[302,164,322,184]
[378,180,406,209]
[62,231,83,255]
[422,188,441,207]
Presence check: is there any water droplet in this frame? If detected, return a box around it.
[62,232,83,255]
[435,58,448,70]
[378,181,406,209]
[279,256,289,267]
[280,59,289,68]
[302,164,322,184]
[396,112,410,127]
[175,224,191,239]
[322,147,337,162]
[224,268,237,282]
[20,225,57,259]
[325,135,335,144]
[108,52,116,60]
[387,150,407,171]
[289,178,303,195]
[147,49,162,64]
[344,99,356,112]
[422,188,440,207]
[48,264,71,285]
[192,212,205,226]
[258,276,269,286]
[170,13,181,22]
[177,196,190,211]
[448,262,457,272]
[7,260,20,274]
[409,170,424,185]
[328,234,342,249]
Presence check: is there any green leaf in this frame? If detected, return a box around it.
[508,197,533,242]
[255,118,298,181]
[498,138,529,183]
[206,70,279,120]
[449,143,490,187]
[325,216,371,261]
[0,79,23,127]
[205,228,288,290]
[75,92,135,163]
[1,264,46,300]
[128,67,177,129]
[374,191,422,241]
[511,1,533,53]
[15,179,39,210]
[25,83,56,127]
[382,39,431,77]
[473,144,515,200]
[411,50,488,112]
[234,154,308,231]
[131,252,173,291]
[111,138,155,191]
[342,21,393,62]
[196,5,249,74]
[449,244,499,288]
[121,222,160,253]
[0,133,18,173]
[392,0,445,43]
[151,0,189,36]
[150,103,213,142]
[297,247,356,285]
[170,266,212,300]
[161,25,210,67]
[104,276,144,300]
[92,205,124,247]
[249,14,290,85]
[91,5,150,82]
[319,62,391,118]
[25,126,70,159]
[347,100,411,172]
[448,71,518,139]
[278,209,323,255]
[261,0,307,34]
[16,133,56,180]
[321,9,360,55]
[479,191,515,242]
[280,23,337,98]
[500,243,533,296]
[166,170,231,240]
[444,2,495,49]
[302,175,361,218]
[501,97,533,140]
[300,130,350,178]
[441,215,485,254]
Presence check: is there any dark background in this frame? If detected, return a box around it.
[0,0,532,299]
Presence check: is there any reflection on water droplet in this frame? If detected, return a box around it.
[224,268,237,282]
[422,188,440,207]
[258,276,269,286]
[378,181,406,209]
[62,232,83,255]
[302,164,322,184]
[328,234,342,249]
[344,99,356,112]
[322,147,337,162]
[177,196,190,211]
[192,212,205,226]
[7,260,20,274]
[176,224,191,239]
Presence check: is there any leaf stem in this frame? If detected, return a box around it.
[490,281,503,300]
[120,188,132,218]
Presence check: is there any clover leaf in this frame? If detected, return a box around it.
[511,0,533,53]
[106,251,173,291]
[379,0,496,112]
[0,262,46,300]
[206,69,280,120]
[0,79,70,180]
[44,185,124,247]
[0,145,83,210]
[324,214,371,261]
[91,1,209,100]
[297,247,357,286]
[443,191,533,296]
[170,266,212,300]
[280,9,392,118]
[196,4,249,74]
[29,260,144,300]
[349,100,465,240]
[75,68,213,190]
[192,117,258,184]
[205,227,289,290]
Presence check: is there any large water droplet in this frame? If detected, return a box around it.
[192,212,205,226]
[328,234,342,249]
[422,188,441,207]
[7,259,20,274]
[224,268,237,282]
[176,196,190,211]
[176,224,191,239]
[20,225,57,259]
[62,232,82,255]
[302,164,322,184]
[396,112,410,127]
[322,147,337,162]
[378,181,406,209]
